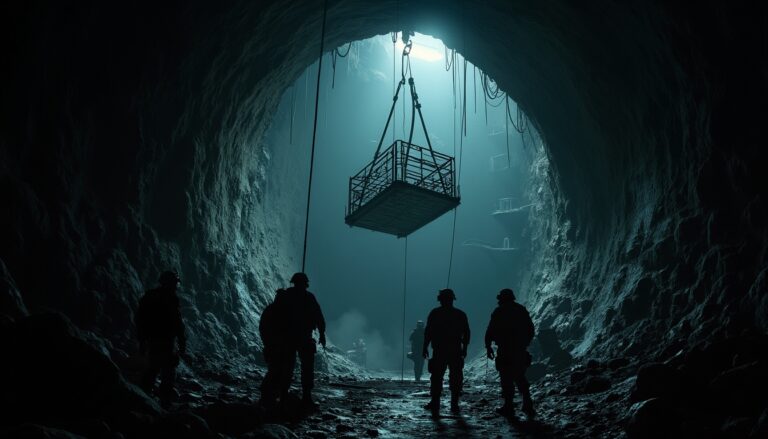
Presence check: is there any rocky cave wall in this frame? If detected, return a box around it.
[1,0,766,365]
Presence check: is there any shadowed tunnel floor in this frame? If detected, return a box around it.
[172,356,634,439]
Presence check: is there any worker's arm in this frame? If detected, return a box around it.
[524,308,535,347]
[423,312,434,358]
[462,312,470,358]
[174,297,187,354]
[312,294,327,347]
[485,310,497,359]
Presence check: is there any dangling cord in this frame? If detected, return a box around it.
[400,236,408,382]
[447,57,464,288]
[505,94,510,167]
[462,58,467,138]
[507,95,526,133]
[304,66,309,123]
[331,42,352,89]
[483,76,488,125]
[446,209,458,288]
[473,66,477,114]
[290,85,296,144]
[301,0,328,272]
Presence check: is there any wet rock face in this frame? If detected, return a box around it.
[1,1,766,363]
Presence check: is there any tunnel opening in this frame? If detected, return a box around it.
[261,32,550,375]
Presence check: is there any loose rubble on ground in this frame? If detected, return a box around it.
[1,313,766,438]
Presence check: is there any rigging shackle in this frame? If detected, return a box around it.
[402,40,413,57]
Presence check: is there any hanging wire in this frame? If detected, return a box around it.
[304,66,309,123]
[400,236,408,381]
[446,56,466,288]
[289,85,296,144]
[444,46,456,71]
[462,58,467,138]
[301,0,328,272]
[506,95,527,133]
[330,42,353,89]
[505,92,511,167]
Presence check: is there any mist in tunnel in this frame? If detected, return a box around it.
[263,33,541,371]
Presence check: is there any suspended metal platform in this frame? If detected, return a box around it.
[345,140,460,237]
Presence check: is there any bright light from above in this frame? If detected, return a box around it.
[395,36,443,63]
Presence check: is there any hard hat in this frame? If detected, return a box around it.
[497,288,516,302]
[416,320,424,327]
[159,270,181,287]
[438,288,456,301]
[290,272,309,285]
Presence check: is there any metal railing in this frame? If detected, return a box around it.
[348,140,457,216]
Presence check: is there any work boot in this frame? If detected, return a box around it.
[496,397,515,418]
[302,390,318,410]
[424,398,440,412]
[495,404,515,417]
[450,395,460,413]
[522,398,536,418]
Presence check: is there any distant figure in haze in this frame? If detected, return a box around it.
[422,289,470,413]
[136,270,187,409]
[281,272,326,408]
[485,288,535,418]
[349,338,367,368]
[409,320,426,382]
[259,288,292,408]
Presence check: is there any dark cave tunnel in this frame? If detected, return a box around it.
[1,1,767,438]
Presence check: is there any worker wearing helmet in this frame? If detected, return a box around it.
[409,320,426,382]
[422,289,470,413]
[485,288,535,418]
[276,272,326,408]
[135,270,187,409]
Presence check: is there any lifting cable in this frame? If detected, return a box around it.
[400,236,408,381]
[446,53,467,288]
[301,0,328,272]
[290,85,296,144]
[362,40,442,200]
[392,32,397,143]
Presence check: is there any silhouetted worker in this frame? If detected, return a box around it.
[409,320,426,382]
[136,270,187,409]
[485,288,535,418]
[350,338,367,367]
[423,289,470,413]
[259,288,292,408]
[282,272,326,408]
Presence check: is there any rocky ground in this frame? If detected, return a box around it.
[2,313,767,438]
[160,355,635,438]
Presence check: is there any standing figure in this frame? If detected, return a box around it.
[349,338,367,367]
[422,289,470,413]
[485,288,535,418]
[409,320,425,382]
[136,270,187,409]
[259,288,292,408]
[282,272,326,408]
